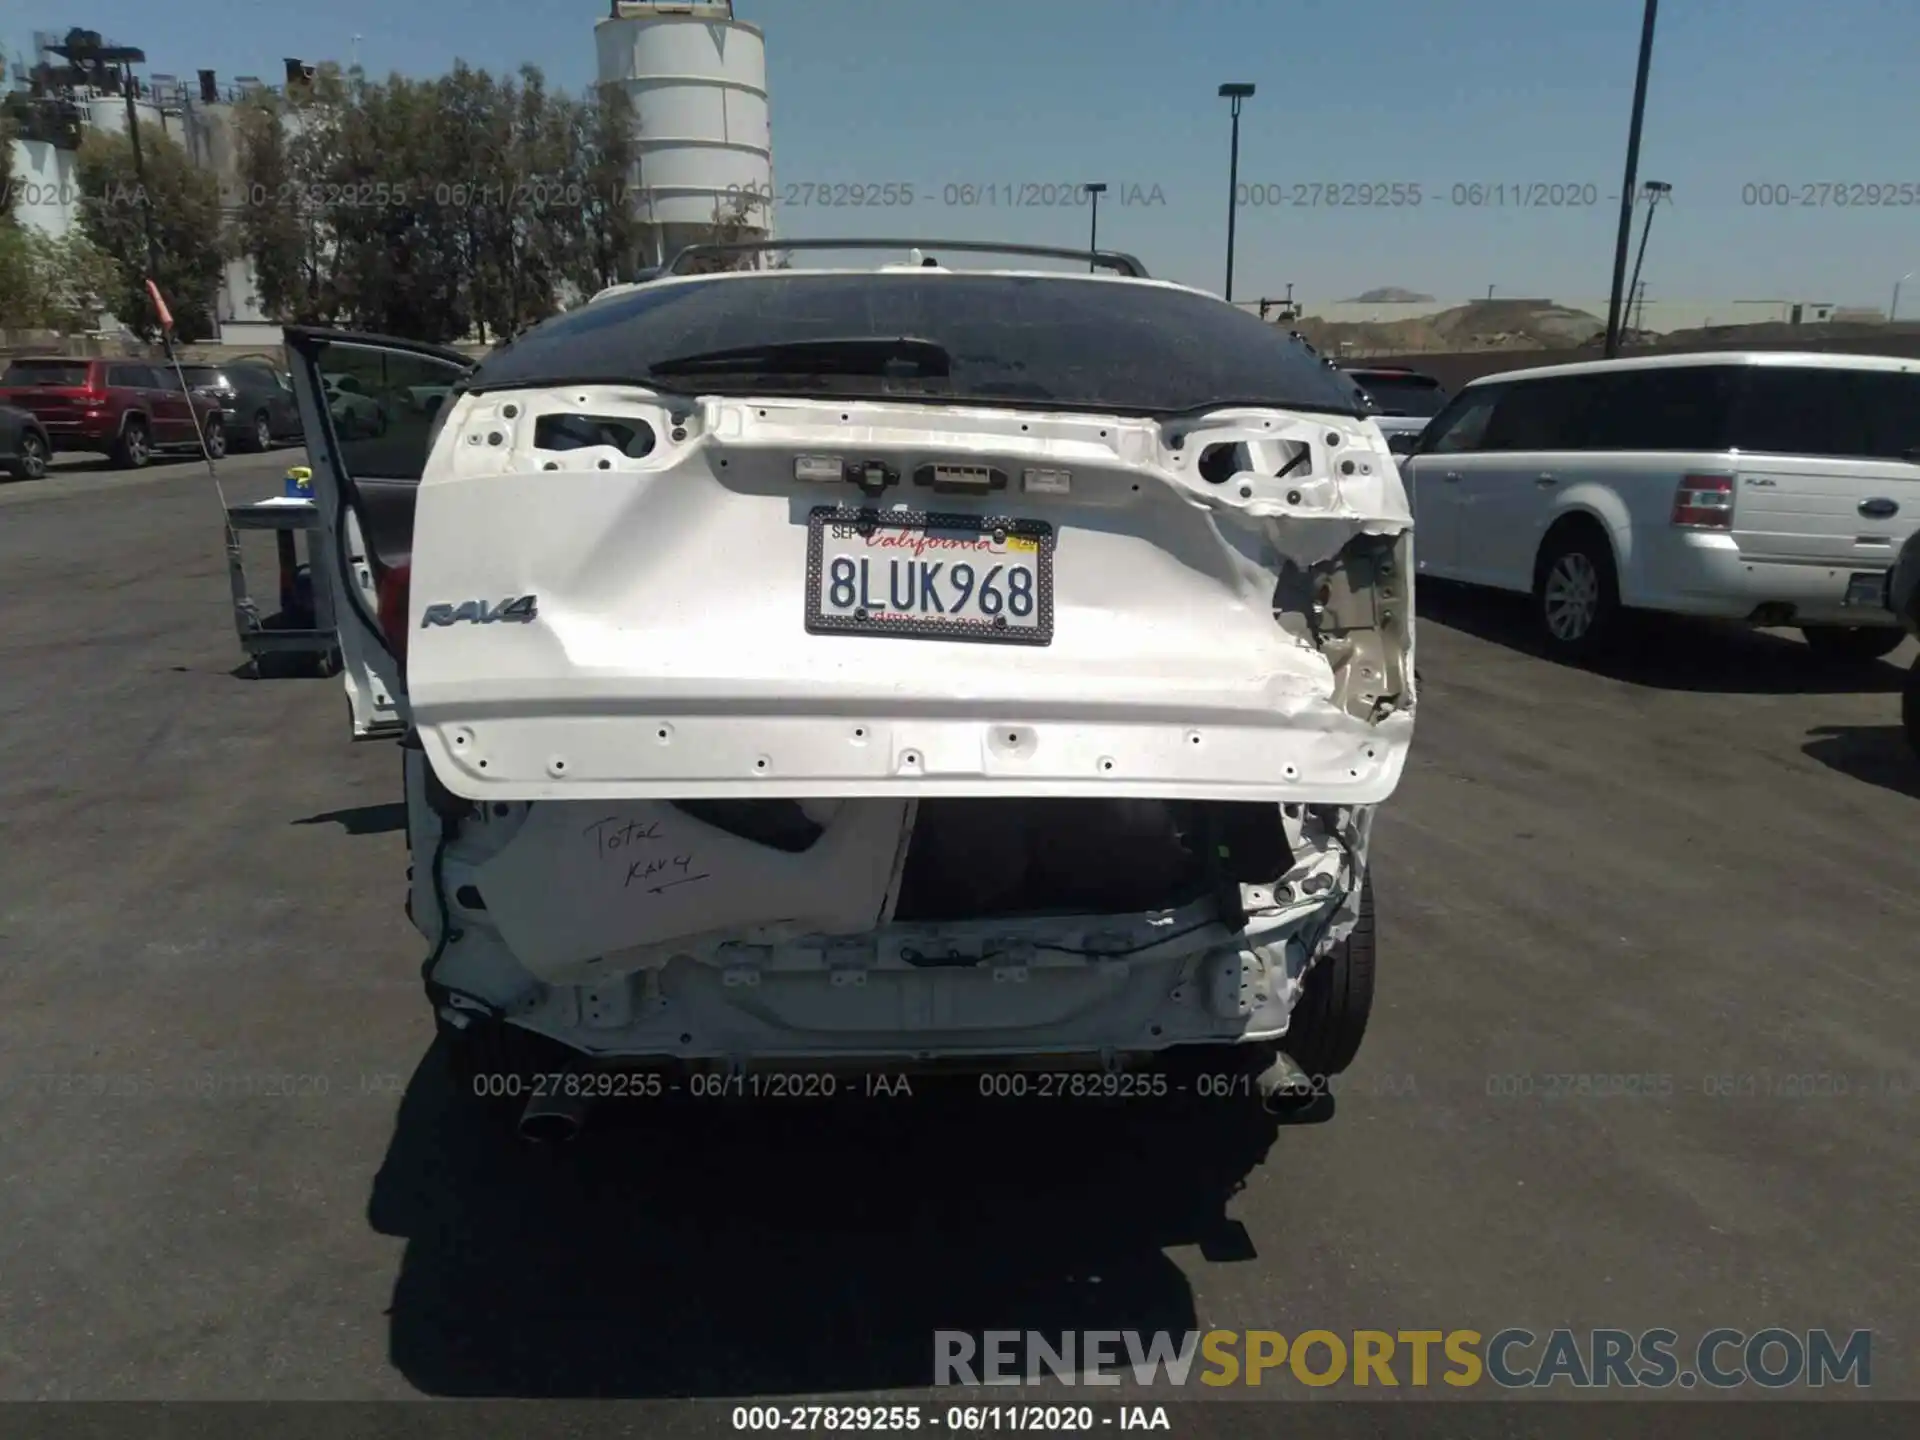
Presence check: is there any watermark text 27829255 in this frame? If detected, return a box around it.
[1741,182,1920,207]
[726,181,1168,209]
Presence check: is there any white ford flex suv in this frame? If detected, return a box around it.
[287,240,1418,1138]
[1401,351,1919,661]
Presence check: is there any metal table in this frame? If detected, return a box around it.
[225,495,342,678]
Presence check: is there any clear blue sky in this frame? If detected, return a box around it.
[12,0,1920,308]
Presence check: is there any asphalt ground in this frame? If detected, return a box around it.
[1,448,1915,1409]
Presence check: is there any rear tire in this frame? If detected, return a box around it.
[113,419,150,470]
[1534,523,1621,661]
[10,431,48,481]
[1800,625,1904,663]
[203,419,227,460]
[252,411,273,452]
[1282,876,1376,1079]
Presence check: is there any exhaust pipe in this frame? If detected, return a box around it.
[519,1086,590,1143]
[1253,1050,1317,1115]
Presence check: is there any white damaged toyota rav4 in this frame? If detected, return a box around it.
[286,241,1418,1136]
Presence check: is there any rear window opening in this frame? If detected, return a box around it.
[533,413,656,457]
[3,360,92,387]
[1198,439,1311,484]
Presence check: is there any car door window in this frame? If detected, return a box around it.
[107,364,156,389]
[1852,371,1920,460]
[1481,376,1597,452]
[314,343,470,479]
[1584,366,1739,450]
[1422,388,1503,454]
[1730,367,1873,458]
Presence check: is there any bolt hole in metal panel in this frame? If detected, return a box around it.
[804,506,1056,645]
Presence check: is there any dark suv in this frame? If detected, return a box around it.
[180,359,303,452]
[0,356,228,468]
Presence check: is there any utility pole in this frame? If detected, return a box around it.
[1604,0,1661,358]
[1218,83,1255,302]
[1622,179,1671,347]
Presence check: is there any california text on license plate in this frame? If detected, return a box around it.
[805,506,1055,645]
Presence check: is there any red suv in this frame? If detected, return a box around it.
[0,356,228,468]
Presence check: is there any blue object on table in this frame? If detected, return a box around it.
[283,465,314,500]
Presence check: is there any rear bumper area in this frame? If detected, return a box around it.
[437,889,1356,1067]
[411,766,1376,1065]
[40,422,114,452]
[1630,531,1905,628]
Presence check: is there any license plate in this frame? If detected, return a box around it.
[805,507,1055,645]
[1844,570,1889,609]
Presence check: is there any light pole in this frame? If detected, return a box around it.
[1603,0,1660,358]
[1084,182,1107,270]
[1218,83,1255,302]
[1893,272,1914,322]
[1622,179,1671,346]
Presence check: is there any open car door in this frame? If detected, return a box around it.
[284,328,475,738]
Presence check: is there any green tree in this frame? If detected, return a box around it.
[567,82,643,297]
[232,87,315,323]
[74,127,226,340]
[0,228,118,331]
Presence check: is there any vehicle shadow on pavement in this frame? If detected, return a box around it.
[367,1038,1280,1397]
[293,802,409,835]
[1802,725,1920,799]
[1416,579,1909,696]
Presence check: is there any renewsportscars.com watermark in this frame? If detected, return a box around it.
[935,1328,1872,1390]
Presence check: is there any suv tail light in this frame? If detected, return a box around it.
[375,561,412,663]
[1671,474,1734,529]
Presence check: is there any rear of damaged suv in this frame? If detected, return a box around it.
[287,253,1416,1127]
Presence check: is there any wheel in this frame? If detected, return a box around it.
[1800,625,1904,663]
[1534,523,1621,660]
[11,430,48,481]
[1282,875,1376,1078]
[1903,656,1920,761]
[311,647,341,679]
[251,411,273,453]
[113,419,151,469]
[203,419,227,460]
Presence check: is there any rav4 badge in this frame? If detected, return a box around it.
[420,595,539,627]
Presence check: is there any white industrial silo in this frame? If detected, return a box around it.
[594,0,773,267]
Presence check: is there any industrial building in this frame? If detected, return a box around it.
[3,29,279,342]
[595,0,774,266]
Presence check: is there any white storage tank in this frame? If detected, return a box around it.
[84,94,164,137]
[594,1,773,265]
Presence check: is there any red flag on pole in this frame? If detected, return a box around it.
[145,278,173,332]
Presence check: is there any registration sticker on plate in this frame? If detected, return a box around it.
[1844,570,1890,609]
[805,506,1055,645]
